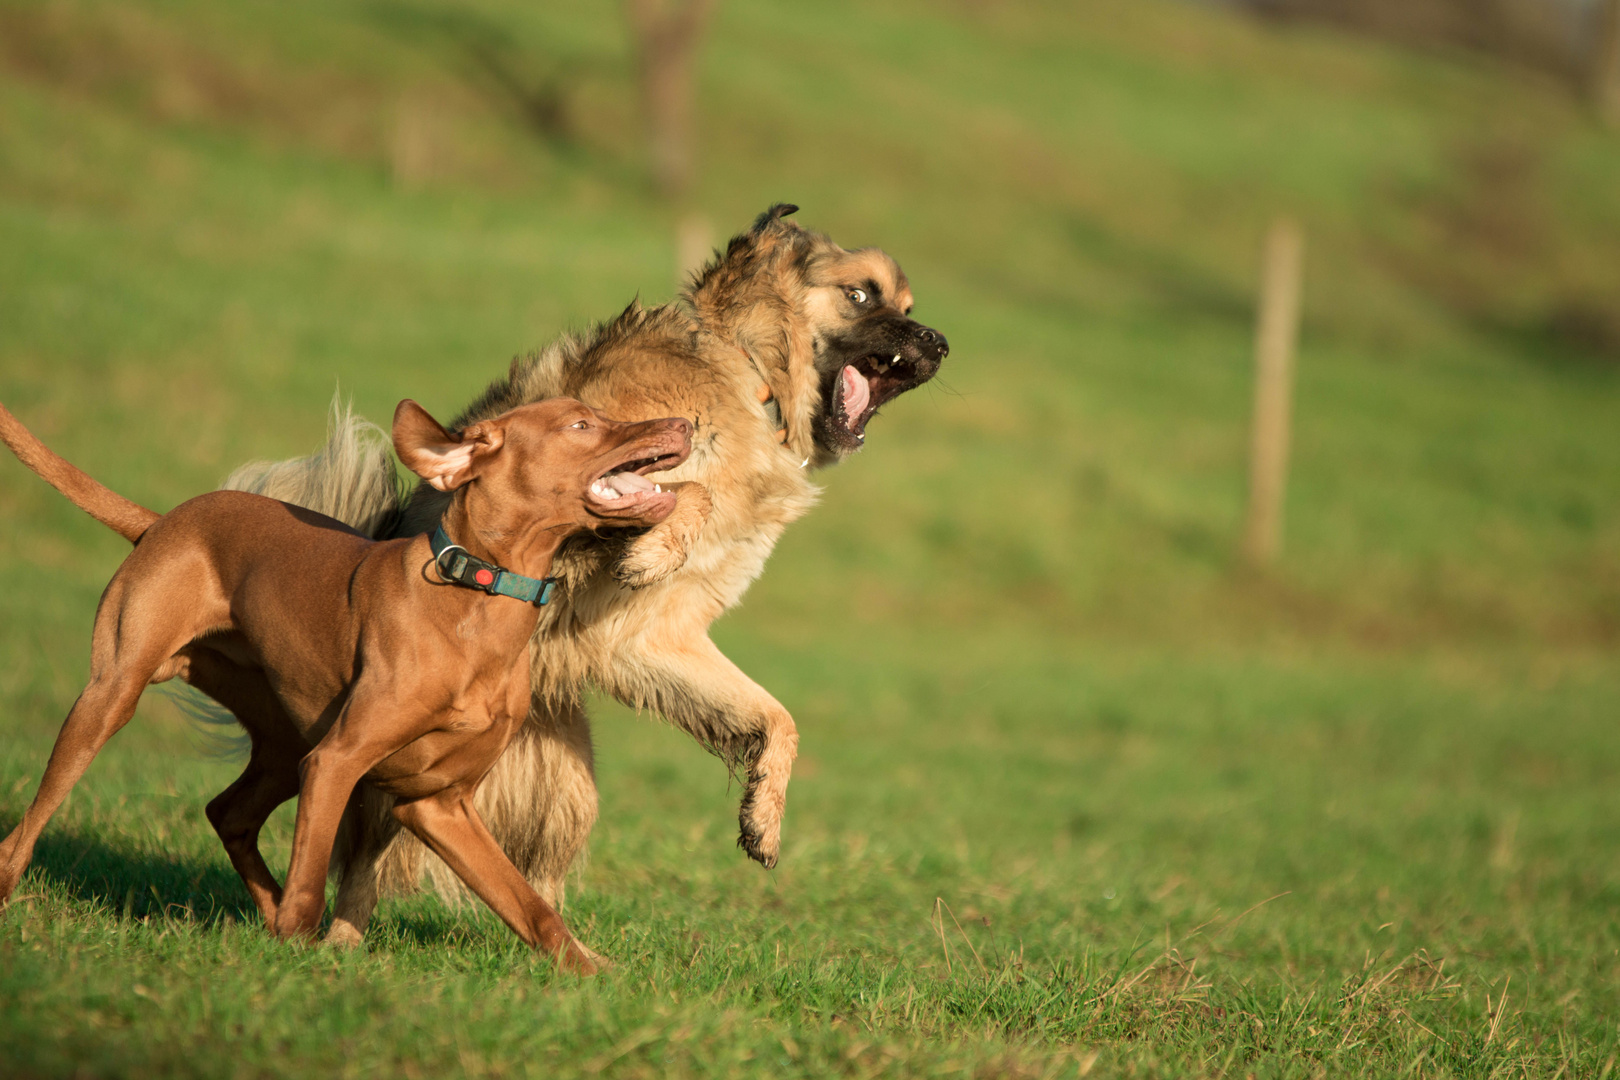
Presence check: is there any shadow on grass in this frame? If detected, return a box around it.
[19,827,260,924]
[13,822,500,950]
[373,906,510,951]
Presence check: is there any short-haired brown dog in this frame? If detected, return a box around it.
[0,396,693,973]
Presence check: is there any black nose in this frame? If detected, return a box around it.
[914,325,949,358]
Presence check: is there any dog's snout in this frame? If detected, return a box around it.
[913,325,949,358]
[663,416,694,450]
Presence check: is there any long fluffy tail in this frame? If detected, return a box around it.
[221,396,403,537]
[0,400,158,543]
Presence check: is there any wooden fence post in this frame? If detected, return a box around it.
[1594,0,1620,128]
[1242,218,1304,568]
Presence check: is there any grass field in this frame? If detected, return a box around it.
[2,0,1619,1076]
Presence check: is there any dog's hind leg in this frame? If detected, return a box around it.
[0,565,208,904]
[0,672,150,903]
[204,753,300,926]
[509,699,608,966]
[183,648,305,926]
[185,647,307,926]
[0,599,192,905]
[391,791,597,974]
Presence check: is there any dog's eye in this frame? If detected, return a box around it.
[570,421,588,430]
[847,288,868,305]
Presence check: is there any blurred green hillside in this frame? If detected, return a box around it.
[1,0,1617,663]
[5,3,1620,1076]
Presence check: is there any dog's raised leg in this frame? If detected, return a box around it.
[391,791,597,974]
[607,633,798,868]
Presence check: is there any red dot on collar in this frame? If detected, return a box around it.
[475,568,495,586]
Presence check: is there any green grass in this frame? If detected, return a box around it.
[2,0,1619,1076]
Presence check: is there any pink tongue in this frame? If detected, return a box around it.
[610,470,654,494]
[841,366,870,427]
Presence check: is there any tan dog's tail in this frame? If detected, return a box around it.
[221,396,403,539]
[0,400,158,543]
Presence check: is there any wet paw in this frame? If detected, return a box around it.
[737,815,781,870]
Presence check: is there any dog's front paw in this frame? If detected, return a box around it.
[323,919,367,951]
[559,939,602,976]
[736,823,780,869]
[737,796,783,869]
[572,938,614,971]
[612,481,711,589]
[735,719,795,870]
[614,531,688,590]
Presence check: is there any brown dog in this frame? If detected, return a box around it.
[0,397,692,971]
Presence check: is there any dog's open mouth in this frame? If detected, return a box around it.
[827,354,928,447]
[587,448,686,512]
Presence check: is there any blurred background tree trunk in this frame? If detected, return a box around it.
[1236,0,1587,88]
[1595,0,1620,125]
[626,0,717,202]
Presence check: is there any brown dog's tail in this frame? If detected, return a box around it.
[0,400,158,543]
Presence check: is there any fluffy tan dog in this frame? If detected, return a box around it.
[226,205,948,951]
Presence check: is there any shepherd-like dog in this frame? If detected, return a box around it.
[223,204,948,954]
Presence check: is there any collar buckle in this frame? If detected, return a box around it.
[430,526,558,606]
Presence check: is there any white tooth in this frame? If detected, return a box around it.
[893,354,901,364]
[654,484,662,493]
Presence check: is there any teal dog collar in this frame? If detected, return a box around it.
[430,525,558,606]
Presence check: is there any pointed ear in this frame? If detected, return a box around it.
[392,400,504,492]
[750,202,799,233]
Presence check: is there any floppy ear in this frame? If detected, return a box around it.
[392,400,504,492]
